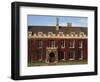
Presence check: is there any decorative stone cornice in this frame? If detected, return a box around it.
[28,31,87,39]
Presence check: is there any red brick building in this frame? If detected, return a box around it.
[28,18,88,63]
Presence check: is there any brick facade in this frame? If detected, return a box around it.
[28,38,87,63]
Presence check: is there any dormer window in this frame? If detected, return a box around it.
[48,32,53,36]
[70,32,75,37]
[79,32,84,37]
[28,31,32,36]
[38,32,43,36]
[59,32,64,36]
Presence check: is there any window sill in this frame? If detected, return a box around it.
[69,47,74,48]
[61,47,65,48]
[79,58,83,60]
[79,47,82,48]
[69,58,74,60]
[38,47,42,48]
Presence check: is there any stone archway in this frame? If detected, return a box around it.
[45,47,58,63]
[49,52,55,63]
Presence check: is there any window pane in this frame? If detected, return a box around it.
[78,40,82,48]
[61,40,65,47]
[48,40,55,47]
[69,50,75,59]
[38,40,42,48]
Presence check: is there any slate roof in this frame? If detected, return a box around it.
[28,26,88,35]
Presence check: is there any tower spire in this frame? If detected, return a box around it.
[56,17,59,26]
[56,17,59,30]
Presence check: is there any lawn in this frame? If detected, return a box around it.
[28,60,87,67]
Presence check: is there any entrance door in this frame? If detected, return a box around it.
[49,52,55,63]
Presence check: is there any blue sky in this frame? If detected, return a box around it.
[28,15,88,27]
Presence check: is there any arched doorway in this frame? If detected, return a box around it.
[49,52,55,63]
[46,47,58,63]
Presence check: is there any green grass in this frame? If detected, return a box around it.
[28,60,87,67]
[28,61,48,66]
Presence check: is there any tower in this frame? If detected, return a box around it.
[67,22,72,27]
[67,22,72,33]
[56,17,59,30]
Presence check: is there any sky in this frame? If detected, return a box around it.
[28,15,88,27]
